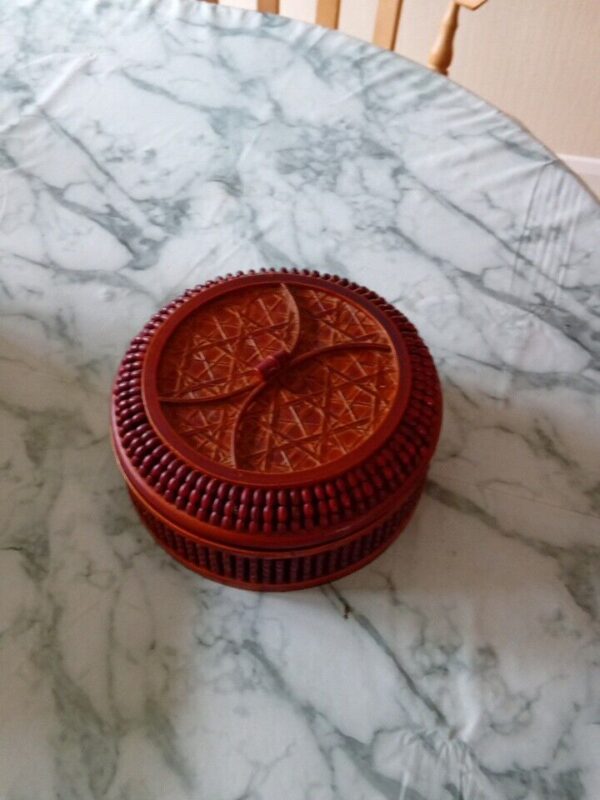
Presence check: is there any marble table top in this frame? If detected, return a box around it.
[1,1,599,798]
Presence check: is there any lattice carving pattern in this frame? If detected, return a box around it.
[157,282,396,472]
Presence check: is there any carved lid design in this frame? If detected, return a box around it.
[151,280,399,476]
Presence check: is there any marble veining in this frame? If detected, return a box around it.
[0,1,599,798]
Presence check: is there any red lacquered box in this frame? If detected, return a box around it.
[111,269,442,591]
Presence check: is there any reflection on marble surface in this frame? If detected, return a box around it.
[0,1,599,798]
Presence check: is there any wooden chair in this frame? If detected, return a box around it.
[204,0,488,76]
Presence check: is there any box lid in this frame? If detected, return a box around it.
[111,270,442,550]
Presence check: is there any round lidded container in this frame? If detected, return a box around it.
[111,269,442,591]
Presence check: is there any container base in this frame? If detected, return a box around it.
[130,485,423,591]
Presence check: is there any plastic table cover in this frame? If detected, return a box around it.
[0,1,599,799]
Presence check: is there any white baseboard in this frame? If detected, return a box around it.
[559,154,600,198]
[559,154,600,176]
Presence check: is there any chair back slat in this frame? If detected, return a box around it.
[316,0,342,29]
[428,1,459,75]
[373,0,404,50]
[258,0,280,11]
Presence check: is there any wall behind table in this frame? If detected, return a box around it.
[392,0,600,160]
